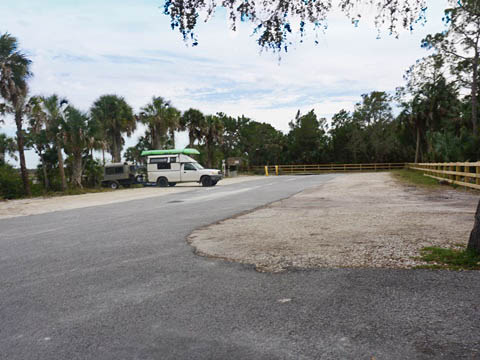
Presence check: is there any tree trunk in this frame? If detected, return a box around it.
[15,111,31,196]
[415,126,420,163]
[0,151,4,164]
[188,130,195,148]
[40,153,49,191]
[471,51,479,136]
[207,141,214,168]
[152,131,162,150]
[467,199,480,254]
[71,153,83,188]
[56,136,67,191]
[112,135,121,162]
[169,129,175,148]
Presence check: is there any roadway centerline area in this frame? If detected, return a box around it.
[2,173,477,360]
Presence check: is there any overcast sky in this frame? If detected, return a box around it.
[1,0,448,166]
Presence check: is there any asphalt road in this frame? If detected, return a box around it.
[1,175,479,360]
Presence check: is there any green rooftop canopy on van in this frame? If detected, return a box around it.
[141,148,200,156]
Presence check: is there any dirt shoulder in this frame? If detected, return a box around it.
[188,172,479,272]
[0,176,261,219]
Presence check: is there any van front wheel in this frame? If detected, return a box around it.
[157,177,169,187]
[201,176,212,187]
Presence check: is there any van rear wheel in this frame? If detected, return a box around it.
[157,177,169,187]
[201,176,212,187]
[109,181,119,190]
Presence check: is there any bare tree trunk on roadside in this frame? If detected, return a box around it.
[472,51,479,136]
[15,111,31,196]
[415,126,420,163]
[40,153,49,191]
[102,144,105,165]
[467,200,480,253]
[56,136,67,191]
[71,153,83,188]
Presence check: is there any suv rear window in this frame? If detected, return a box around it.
[105,167,124,175]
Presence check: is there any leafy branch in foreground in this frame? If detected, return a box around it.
[163,0,427,51]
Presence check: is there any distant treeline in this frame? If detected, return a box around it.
[1,0,479,198]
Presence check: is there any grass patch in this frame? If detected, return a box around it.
[391,169,441,188]
[26,186,114,199]
[417,246,480,270]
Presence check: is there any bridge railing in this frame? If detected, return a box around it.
[250,163,406,175]
[408,162,480,190]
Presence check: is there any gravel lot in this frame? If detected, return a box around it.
[189,172,480,272]
[0,176,261,219]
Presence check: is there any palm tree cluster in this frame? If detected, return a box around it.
[0,32,226,196]
[2,1,480,199]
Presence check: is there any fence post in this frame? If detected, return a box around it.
[264,166,269,176]
[477,164,480,186]
[456,164,461,183]
[275,165,279,176]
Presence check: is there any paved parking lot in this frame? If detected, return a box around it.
[1,174,479,359]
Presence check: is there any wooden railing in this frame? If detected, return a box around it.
[250,163,406,175]
[408,162,480,190]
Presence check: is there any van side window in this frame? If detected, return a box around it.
[150,157,168,164]
[115,167,124,174]
[170,157,177,163]
[157,163,171,170]
[184,163,196,171]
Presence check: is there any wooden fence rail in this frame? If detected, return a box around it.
[250,163,406,175]
[408,162,480,190]
[249,162,480,191]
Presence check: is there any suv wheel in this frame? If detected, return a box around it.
[157,177,169,187]
[201,176,212,187]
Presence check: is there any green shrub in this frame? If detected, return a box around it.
[0,164,24,199]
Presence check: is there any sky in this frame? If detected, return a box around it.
[1,0,449,167]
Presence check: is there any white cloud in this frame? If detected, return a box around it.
[0,0,449,167]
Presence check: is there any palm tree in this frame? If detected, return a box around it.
[26,97,51,190]
[0,133,17,164]
[0,33,32,195]
[138,96,180,150]
[180,108,205,148]
[90,95,135,162]
[202,115,224,168]
[41,94,68,191]
[63,106,89,188]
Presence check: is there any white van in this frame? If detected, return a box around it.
[141,149,223,187]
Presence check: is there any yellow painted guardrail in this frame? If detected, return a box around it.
[255,163,406,176]
[408,162,480,190]
[254,162,480,191]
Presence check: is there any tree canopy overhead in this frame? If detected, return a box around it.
[164,0,427,51]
